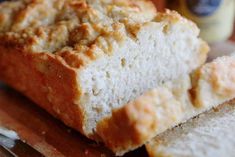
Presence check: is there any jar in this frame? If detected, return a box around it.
[167,0,235,43]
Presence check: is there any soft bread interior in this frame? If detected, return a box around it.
[79,20,205,135]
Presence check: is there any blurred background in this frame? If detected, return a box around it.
[152,0,235,59]
[152,0,235,43]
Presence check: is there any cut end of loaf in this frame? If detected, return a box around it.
[78,11,208,137]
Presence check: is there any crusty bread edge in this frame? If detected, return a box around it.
[0,46,88,135]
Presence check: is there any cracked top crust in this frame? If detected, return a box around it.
[0,0,198,70]
[0,0,156,56]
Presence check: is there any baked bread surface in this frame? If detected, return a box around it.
[0,0,156,53]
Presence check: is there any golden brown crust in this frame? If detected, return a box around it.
[193,56,235,108]
[0,0,156,31]
[97,83,187,155]
[205,58,235,96]
[0,0,156,47]
[0,46,86,134]
[97,94,158,154]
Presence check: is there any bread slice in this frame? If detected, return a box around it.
[146,101,235,157]
[97,55,235,155]
[0,0,208,142]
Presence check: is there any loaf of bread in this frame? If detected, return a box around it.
[144,55,235,157]
[0,0,208,155]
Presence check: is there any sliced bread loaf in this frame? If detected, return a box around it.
[146,101,235,157]
[97,55,235,155]
[0,0,208,140]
